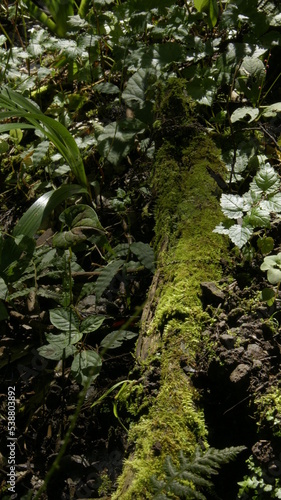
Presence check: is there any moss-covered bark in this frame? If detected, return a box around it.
[112,83,229,499]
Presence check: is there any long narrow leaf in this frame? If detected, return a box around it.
[13,185,88,238]
[0,88,88,189]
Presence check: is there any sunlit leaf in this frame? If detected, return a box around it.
[220,194,245,219]
[228,224,253,249]
[231,107,259,123]
[250,165,279,195]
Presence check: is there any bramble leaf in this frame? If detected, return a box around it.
[220,194,245,219]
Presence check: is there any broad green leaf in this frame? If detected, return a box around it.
[220,194,245,219]
[250,165,280,196]
[80,315,105,334]
[111,243,130,258]
[213,220,235,235]
[100,330,138,350]
[52,229,87,249]
[231,107,259,123]
[10,128,23,144]
[37,344,76,361]
[244,208,271,229]
[130,241,155,272]
[54,204,105,249]
[95,82,120,94]
[50,308,80,333]
[194,0,218,27]
[267,268,281,285]
[122,68,152,107]
[261,193,281,213]
[95,259,124,301]
[262,102,281,118]
[260,253,281,271]
[237,57,266,106]
[13,184,88,238]
[97,121,137,166]
[45,331,83,347]
[261,288,275,306]
[186,76,216,106]
[194,0,210,12]
[59,204,104,231]
[257,237,274,255]
[71,350,102,385]
[228,224,253,248]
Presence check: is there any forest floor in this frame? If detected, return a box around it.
[1,191,281,499]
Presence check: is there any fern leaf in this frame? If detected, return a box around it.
[151,445,246,499]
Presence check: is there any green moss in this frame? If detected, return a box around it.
[255,387,281,437]
[112,80,228,499]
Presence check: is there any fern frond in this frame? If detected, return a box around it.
[151,445,246,499]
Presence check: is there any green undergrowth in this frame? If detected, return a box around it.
[112,131,229,498]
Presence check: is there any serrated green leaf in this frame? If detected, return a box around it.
[50,308,80,333]
[228,224,253,248]
[261,193,281,213]
[220,194,245,219]
[122,68,151,107]
[244,207,271,228]
[100,330,138,350]
[130,241,155,272]
[213,220,235,235]
[95,259,124,301]
[111,243,130,258]
[80,315,105,334]
[250,165,279,195]
[71,350,102,385]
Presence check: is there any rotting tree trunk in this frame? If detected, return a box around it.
[112,81,229,499]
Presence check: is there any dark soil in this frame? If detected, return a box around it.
[194,257,281,499]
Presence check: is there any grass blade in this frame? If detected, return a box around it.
[13,185,88,238]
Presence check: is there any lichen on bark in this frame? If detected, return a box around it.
[112,80,229,499]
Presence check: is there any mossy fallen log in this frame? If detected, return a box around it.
[112,82,228,499]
